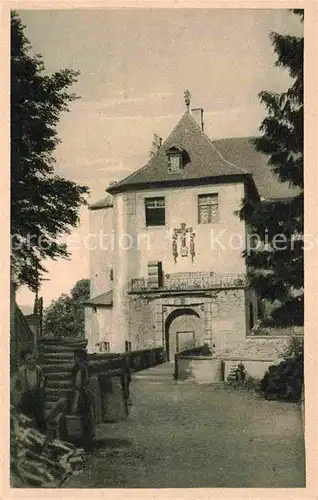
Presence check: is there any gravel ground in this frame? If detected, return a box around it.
[65,363,306,488]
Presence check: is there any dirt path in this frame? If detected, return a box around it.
[65,363,306,488]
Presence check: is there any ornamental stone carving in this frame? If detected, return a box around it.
[172,223,195,263]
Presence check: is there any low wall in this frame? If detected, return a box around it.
[223,359,275,380]
[174,335,304,384]
[175,356,274,383]
[175,357,223,383]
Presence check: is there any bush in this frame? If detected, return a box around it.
[259,336,304,402]
[281,335,304,358]
[229,376,261,392]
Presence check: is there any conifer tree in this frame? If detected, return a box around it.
[241,10,304,325]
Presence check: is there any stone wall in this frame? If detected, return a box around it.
[212,289,247,353]
[223,359,276,380]
[85,306,113,353]
[217,336,292,361]
[126,288,249,357]
[176,357,223,383]
[128,296,161,350]
[89,207,113,298]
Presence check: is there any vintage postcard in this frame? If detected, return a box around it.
[2,1,317,498]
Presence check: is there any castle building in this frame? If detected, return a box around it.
[84,100,295,358]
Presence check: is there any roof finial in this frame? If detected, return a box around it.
[184,89,191,112]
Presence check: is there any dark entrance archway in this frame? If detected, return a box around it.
[164,308,202,361]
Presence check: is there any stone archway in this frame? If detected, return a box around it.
[164,308,202,361]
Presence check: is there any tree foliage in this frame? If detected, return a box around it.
[241,10,304,325]
[11,12,89,292]
[44,279,90,338]
[259,336,303,401]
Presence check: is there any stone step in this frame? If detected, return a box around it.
[39,344,76,353]
[46,380,73,389]
[44,360,73,368]
[42,357,75,366]
[44,400,55,409]
[38,337,87,346]
[42,363,74,372]
[43,352,75,359]
[45,394,61,402]
[45,387,73,399]
[44,371,73,380]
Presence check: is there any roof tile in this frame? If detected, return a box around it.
[106,111,298,200]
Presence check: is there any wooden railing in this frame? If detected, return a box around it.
[125,347,165,372]
[88,346,165,374]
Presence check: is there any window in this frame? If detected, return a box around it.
[109,269,114,281]
[167,145,184,172]
[96,341,110,353]
[169,154,182,172]
[198,194,219,224]
[145,197,165,226]
[125,341,132,352]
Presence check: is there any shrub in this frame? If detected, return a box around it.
[281,335,304,358]
[259,336,304,402]
[227,373,261,393]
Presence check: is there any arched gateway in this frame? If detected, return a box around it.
[164,308,203,361]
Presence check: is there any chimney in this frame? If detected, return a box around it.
[191,108,204,132]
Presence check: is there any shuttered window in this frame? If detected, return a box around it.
[198,194,219,224]
[145,197,165,226]
[125,341,132,352]
[147,261,163,288]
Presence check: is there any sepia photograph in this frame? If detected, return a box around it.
[9,7,306,489]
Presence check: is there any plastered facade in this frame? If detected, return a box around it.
[85,180,260,356]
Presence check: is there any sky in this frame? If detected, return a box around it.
[15,8,303,309]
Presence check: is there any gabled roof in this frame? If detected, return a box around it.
[106,110,298,200]
[211,137,299,200]
[84,290,113,307]
[107,112,251,194]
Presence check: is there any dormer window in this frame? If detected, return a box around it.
[169,154,182,172]
[167,145,186,173]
